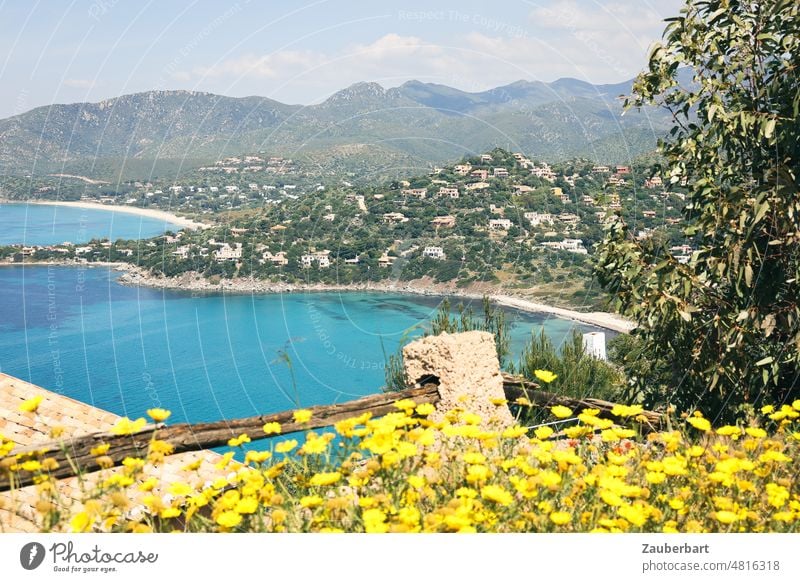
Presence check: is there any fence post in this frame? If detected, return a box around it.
[402,331,514,428]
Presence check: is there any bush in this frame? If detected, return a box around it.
[515,329,624,421]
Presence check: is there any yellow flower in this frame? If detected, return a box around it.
[462,452,487,465]
[393,399,417,412]
[549,511,571,525]
[309,472,342,487]
[618,504,647,527]
[149,439,174,455]
[90,443,111,456]
[227,433,251,447]
[138,477,158,492]
[502,426,528,438]
[550,405,573,419]
[408,475,425,489]
[687,417,711,432]
[234,497,259,514]
[462,412,482,425]
[70,512,92,533]
[146,408,171,422]
[534,426,554,440]
[20,460,42,472]
[300,495,323,509]
[168,482,193,496]
[759,450,791,463]
[600,490,623,507]
[121,456,145,471]
[611,404,643,417]
[293,409,313,423]
[744,427,766,439]
[772,512,794,523]
[363,508,388,533]
[669,499,685,511]
[466,464,490,483]
[534,369,558,383]
[110,417,147,435]
[716,425,741,437]
[18,395,43,413]
[481,485,514,506]
[275,439,298,454]
[713,511,738,525]
[216,510,242,528]
[300,437,329,455]
[262,422,282,435]
[244,450,271,464]
[415,403,435,416]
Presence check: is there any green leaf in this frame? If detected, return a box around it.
[763,118,776,139]
[755,356,774,366]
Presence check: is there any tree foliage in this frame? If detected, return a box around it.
[595,0,800,419]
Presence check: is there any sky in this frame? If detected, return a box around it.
[0,0,683,118]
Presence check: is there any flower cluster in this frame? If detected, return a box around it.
[3,392,799,533]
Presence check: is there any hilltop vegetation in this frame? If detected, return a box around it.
[0,76,674,179]
[3,148,690,310]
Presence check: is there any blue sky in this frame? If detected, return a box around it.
[0,0,683,118]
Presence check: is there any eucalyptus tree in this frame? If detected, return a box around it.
[595,0,800,419]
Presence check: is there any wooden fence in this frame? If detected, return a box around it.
[0,375,662,492]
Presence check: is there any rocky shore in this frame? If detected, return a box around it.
[117,265,635,333]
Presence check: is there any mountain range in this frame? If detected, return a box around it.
[0,76,674,178]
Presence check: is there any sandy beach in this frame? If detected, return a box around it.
[15,200,210,230]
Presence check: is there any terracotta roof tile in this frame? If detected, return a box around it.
[0,373,227,532]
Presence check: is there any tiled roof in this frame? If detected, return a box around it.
[0,373,228,532]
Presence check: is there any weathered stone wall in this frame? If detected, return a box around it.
[402,331,514,428]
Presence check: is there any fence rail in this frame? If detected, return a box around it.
[0,375,662,492]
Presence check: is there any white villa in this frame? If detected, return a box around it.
[214,243,243,262]
[301,250,331,268]
[422,246,446,260]
[489,218,513,231]
[524,212,554,227]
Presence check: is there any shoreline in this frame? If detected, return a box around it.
[1,199,210,230]
[115,265,635,333]
[1,260,634,332]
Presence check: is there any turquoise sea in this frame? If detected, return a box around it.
[0,203,182,245]
[0,265,606,424]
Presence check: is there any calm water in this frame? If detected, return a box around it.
[0,203,181,245]
[0,266,606,424]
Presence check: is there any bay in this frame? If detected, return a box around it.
[0,203,182,245]
[0,266,607,424]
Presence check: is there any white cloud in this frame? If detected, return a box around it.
[181,3,681,104]
[197,49,323,79]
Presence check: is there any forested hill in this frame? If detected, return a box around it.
[0,76,673,177]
